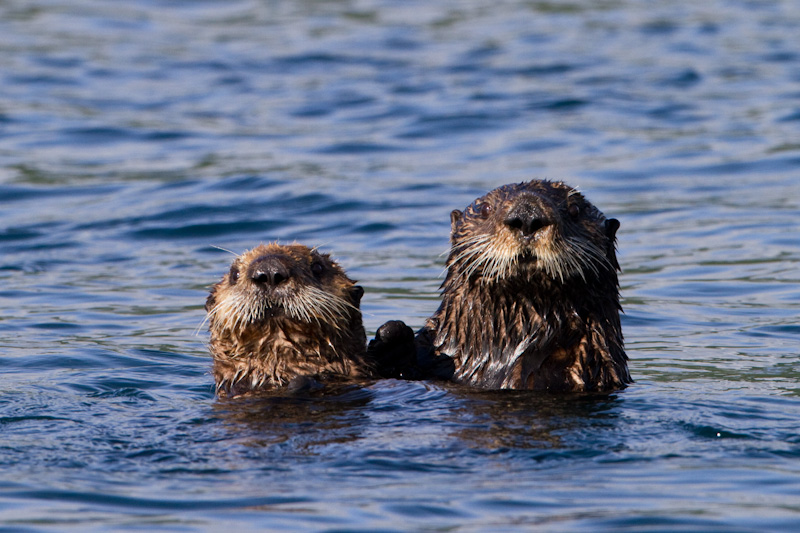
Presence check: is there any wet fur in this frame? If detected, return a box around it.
[205,243,371,397]
[416,180,631,391]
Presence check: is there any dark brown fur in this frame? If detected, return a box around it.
[415,180,630,391]
[205,243,372,397]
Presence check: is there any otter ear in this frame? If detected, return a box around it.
[450,209,463,232]
[605,219,621,271]
[205,286,217,312]
[605,218,620,241]
[349,285,365,306]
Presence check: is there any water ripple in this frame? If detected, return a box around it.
[1,0,800,530]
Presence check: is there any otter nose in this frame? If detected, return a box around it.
[250,255,291,286]
[504,200,552,237]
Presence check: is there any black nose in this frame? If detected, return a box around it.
[250,255,291,286]
[503,198,552,237]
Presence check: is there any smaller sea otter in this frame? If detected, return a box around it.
[379,180,631,391]
[205,243,372,397]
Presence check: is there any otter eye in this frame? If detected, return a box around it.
[228,265,240,284]
[479,202,493,218]
[311,262,324,278]
[568,204,581,218]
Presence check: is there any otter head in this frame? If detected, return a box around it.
[205,243,369,395]
[431,180,629,391]
[447,180,620,285]
[206,243,364,333]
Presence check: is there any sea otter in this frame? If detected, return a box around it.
[205,243,373,397]
[376,180,631,391]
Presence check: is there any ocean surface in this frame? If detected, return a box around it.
[2,0,800,531]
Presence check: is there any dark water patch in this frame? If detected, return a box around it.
[592,515,753,533]
[93,202,265,229]
[316,142,409,154]
[272,52,407,73]
[390,81,442,96]
[348,456,473,475]
[2,349,168,374]
[475,495,561,511]
[164,58,237,74]
[0,183,122,202]
[778,109,800,122]
[0,415,79,427]
[28,321,83,331]
[383,502,472,519]
[396,112,518,139]
[647,102,699,120]
[512,139,569,154]
[1,489,309,512]
[762,51,798,63]
[640,18,681,35]
[300,199,373,218]
[528,97,589,111]
[202,175,284,192]
[0,227,46,243]
[695,156,800,176]
[748,324,800,340]
[6,73,80,86]
[298,90,376,114]
[590,155,800,184]
[343,103,423,123]
[291,106,333,118]
[30,127,193,147]
[684,423,755,441]
[354,222,397,234]
[513,62,577,77]
[128,220,287,241]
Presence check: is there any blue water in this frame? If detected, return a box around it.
[2,0,800,530]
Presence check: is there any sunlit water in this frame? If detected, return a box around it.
[1,0,799,531]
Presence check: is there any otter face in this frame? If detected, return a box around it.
[205,243,364,332]
[448,180,620,284]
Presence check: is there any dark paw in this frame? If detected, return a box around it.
[286,375,323,393]
[367,320,417,379]
[376,320,414,345]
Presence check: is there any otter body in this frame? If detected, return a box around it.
[414,180,630,391]
[206,243,372,397]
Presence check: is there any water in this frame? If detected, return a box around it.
[1,0,799,530]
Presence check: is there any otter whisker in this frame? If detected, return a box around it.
[284,285,356,328]
[450,236,498,282]
[195,312,213,336]
[209,245,239,256]
[448,243,491,273]
[472,238,516,283]
[566,237,610,278]
[457,247,491,282]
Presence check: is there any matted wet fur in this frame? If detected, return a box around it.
[378,180,631,391]
[205,243,372,397]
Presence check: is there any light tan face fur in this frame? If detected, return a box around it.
[447,181,618,284]
[205,243,362,334]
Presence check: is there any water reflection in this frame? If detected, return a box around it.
[212,379,629,462]
[212,385,374,451]
[444,387,627,453]
[2,0,800,528]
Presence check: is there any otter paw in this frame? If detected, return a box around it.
[286,375,323,393]
[367,320,417,379]
[376,320,414,344]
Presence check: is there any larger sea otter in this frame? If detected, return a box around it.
[206,243,373,397]
[380,179,631,391]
